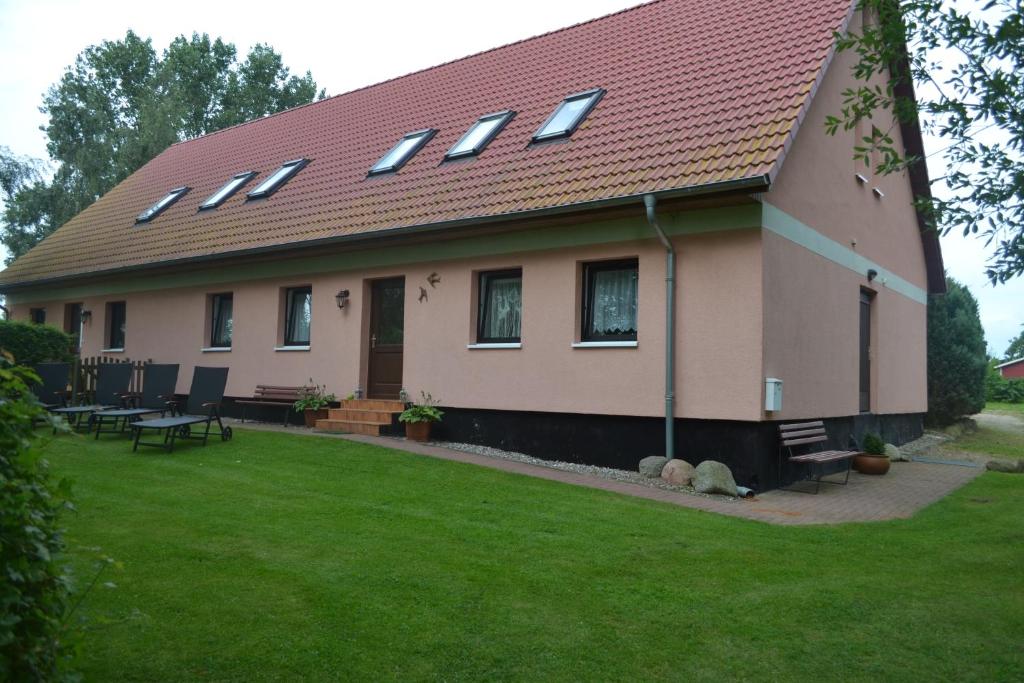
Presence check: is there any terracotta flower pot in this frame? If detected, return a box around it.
[853,453,891,475]
[405,421,432,442]
[304,409,328,428]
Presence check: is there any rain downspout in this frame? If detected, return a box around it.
[643,194,675,460]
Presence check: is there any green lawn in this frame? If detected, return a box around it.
[985,401,1024,417]
[955,426,1024,459]
[44,429,1024,681]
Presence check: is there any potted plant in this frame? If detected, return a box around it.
[853,432,891,475]
[399,391,444,442]
[293,380,337,428]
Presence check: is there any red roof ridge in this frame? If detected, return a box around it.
[170,0,665,149]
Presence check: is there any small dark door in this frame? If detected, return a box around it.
[859,290,872,413]
[368,278,405,399]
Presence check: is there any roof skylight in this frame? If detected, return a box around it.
[532,89,605,143]
[369,129,436,175]
[247,159,308,199]
[136,186,189,224]
[200,171,257,210]
[445,111,515,160]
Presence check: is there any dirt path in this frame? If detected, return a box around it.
[973,410,1024,435]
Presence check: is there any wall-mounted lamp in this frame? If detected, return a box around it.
[335,289,350,309]
[866,269,878,283]
[80,309,93,323]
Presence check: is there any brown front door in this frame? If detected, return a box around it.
[368,277,405,399]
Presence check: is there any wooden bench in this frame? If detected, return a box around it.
[778,421,859,494]
[236,385,309,428]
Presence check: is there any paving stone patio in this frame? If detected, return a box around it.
[226,419,984,526]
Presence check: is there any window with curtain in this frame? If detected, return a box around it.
[284,286,312,346]
[210,293,233,348]
[107,301,126,349]
[582,259,638,341]
[477,269,522,343]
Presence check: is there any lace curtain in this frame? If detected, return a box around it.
[589,266,637,337]
[481,275,522,340]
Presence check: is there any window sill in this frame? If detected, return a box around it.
[100,348,125,353]
[467,343,522,350]
[201,347,231,353]
[274,345,310,352]
[571,341,638,348]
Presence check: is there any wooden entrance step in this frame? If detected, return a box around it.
[315,399,406,436]
[339,398,406,412]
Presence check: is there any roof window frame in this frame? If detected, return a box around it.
[199,171,258,210]
[368,129,437,176]
[246,159,309,200]
[135,186,190,224]
[444,111,516,161]
[531,88,605,144]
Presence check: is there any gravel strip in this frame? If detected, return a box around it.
[436,441,739,503]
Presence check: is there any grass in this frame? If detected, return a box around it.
[44,428,1024,681]
[954,426,1024,459]
[985,401,1024,417]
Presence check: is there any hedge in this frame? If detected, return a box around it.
[0,320,73,366]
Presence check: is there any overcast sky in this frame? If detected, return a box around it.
[0,0,1020,354]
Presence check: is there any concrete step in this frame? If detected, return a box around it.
[327,408,394,423]
[340,399,405,412]
[315,419,382,436]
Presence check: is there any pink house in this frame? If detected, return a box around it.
[0,0,943,489]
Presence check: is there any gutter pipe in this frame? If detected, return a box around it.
[643,194,675,460]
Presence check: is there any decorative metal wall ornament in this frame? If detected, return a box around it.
[427,272,441,288]
[418,286,428,303]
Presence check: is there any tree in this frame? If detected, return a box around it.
[1004,326,1024,361]
[827,1,1024,283]
[926,277,988,425]
[1,32,324,263]
[0,356,72,679]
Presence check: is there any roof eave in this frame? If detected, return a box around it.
[0,174,771,293]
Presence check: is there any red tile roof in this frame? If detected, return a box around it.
[1,0,854,286]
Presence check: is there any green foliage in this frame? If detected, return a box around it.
[926,277,988,426]
[1005,327,1024,362]
[2,31,324,263]
[0,354,72,680]
[861,432,886,455]
[398,392,444,424]
[0,320,74,366]
[828,0,1024,283]
[292,380,336,412]
[986,362,1024,403]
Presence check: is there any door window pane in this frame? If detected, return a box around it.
[284,287,312,346]
[583,260,638,341]
[478,270,522,343]
[375,283,404,345]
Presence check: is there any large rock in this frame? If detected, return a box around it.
[661,459,696,486]
[694,460,739,497]
[986,459,1024,473]
[639,455,669,478]
[884,443,908,462]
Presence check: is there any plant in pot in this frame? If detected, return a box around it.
[399,391,443,442]
[293,380,337,428]
[854,432,891,475]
